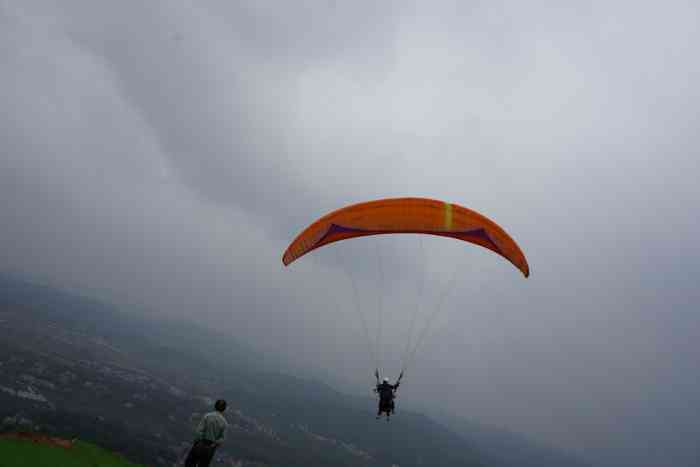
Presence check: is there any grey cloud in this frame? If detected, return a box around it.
[2,2,700,466]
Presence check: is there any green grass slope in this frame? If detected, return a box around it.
[0,437,146,467]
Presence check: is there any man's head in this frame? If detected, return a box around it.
[215,399,227,412]
[382,377,389,384]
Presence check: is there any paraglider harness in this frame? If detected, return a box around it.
[375,369,403,419]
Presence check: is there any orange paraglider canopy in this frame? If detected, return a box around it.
[282,197,529,277]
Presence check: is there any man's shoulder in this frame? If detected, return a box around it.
[207,411,228,424]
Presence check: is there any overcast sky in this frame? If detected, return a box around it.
[2,1,699,466]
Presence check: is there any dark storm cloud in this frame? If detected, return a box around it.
[47,0,403,226]
[2,2,699,466]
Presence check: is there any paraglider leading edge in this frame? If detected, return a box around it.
[281,197,529,277]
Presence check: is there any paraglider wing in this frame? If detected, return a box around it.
[282,197,529,277]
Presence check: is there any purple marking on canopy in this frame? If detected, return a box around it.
[315,223,503,256]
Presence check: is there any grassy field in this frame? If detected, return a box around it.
[0,436,147,467]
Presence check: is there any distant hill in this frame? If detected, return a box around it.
[0,274,592,467]
[431,412,591,467]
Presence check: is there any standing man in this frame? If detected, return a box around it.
[185,399,228,467]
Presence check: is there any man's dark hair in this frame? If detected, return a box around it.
[215,399,227,412]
